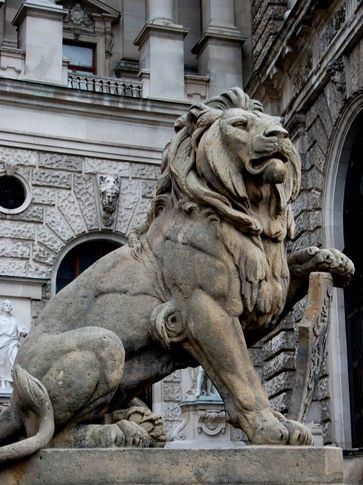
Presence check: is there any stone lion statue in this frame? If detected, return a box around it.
[0,88,353,462]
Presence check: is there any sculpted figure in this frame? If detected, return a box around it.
[0,88,353,462]
[99,175,120,226]
[0,301,27,391]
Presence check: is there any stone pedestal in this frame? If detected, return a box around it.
[0,447,344,484]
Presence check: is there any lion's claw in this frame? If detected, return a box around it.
[288,246,354,287]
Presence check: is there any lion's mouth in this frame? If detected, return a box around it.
[250,153,288,174]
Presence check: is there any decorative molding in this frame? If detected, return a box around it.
[197,409,226,436]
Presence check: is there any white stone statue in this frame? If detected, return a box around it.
[0,300,27,392]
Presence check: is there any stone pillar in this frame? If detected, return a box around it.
[12,0,66,84]
[134,0,188,100]
[193,0,245,96]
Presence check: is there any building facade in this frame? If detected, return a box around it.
[0,0,362,453]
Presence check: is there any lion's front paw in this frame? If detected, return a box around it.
[249,409,313,446]
[289,246,354,287]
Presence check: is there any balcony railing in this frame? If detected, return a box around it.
[67,73,142,98]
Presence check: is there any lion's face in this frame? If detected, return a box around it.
[218,108,290,185]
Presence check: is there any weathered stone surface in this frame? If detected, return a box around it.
[27,261,51,279]
[115,179,140,234]
[292,189,322,219]
[31,188,56,206]
[73,174,99,230]
[0,205,44,223]
[129,197,152,232]
[0,240,30,259]
[270,391,291,413]
[264,352,295,380]
[58,190,86,235]
[45,207,74,242]
[36,226,63,253]
[84,158,129,176]
[163,382,182,402]
[39,153,83,171]
[0,258,27,276]
[263,331,297,360]
[0,147,37,166]
[33,170,72,188]
[131,163,160,179]
[32,243,56,267]
[141,180,156,198]
[264,371,295,398]
[0,447,344,485]
[1,221,35,240]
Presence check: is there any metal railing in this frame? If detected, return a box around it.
[67,73,143,98]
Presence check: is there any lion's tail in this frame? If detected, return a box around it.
[0,365,54,463]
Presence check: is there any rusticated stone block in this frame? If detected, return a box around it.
[290,228,321,254]
[32,243,56,266]
[32,188,56,206]
[116,179,140,234]
[0,205,44,223]
[264,371,295,398]
[0,239,30,258]
[28,261,51,279]
[294,210,322,239]
[163,403,181,422]
[292,189,322,219]
[58,190,86,236]
[269,391,291,413]
[0,258,27,276]
[131,163,160,179]
[263,331,296,360]
[1,221,35,240]
[263,352,295,380]
[37,226,63,253]
[39,153,83,171]
[33,170,72,188]
[163,370,181,383]
[0,147,37,166]
[46,207,74,242]
[84,159,129,177]
[73,175,99,230]
[0,447,344,484]
[129,197,152,232]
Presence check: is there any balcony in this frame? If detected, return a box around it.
[67,73,142,98]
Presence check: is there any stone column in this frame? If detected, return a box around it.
[134,0,188,100]
[193,0,245,96]
[12,0,66,84]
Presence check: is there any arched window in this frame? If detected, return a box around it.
[56,239,120,293]
[343,111,363,447]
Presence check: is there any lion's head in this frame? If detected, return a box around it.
[155,88,301,242]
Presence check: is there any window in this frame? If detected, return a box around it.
[0,174,31,214]
[56,239,119,293]
[63,42,96,73]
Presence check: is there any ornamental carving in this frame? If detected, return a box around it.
[64,3,95,33]
[99,175,120,227]
[320,4,346,54]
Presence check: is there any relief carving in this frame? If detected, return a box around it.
[99,175,120,227]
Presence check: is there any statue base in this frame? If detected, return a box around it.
[0,446,343,484]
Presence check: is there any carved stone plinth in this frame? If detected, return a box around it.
[169,399,245,448]
[0,447,344,484]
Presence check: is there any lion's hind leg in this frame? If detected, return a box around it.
[27,327,125,448]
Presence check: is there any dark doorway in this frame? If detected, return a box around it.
[343,111,363,448]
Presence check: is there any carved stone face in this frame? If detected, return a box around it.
[0,300,12,315]
[218,108,290,185]
[99,176,120,213]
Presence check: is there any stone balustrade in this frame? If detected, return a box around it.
[67,74,143,98]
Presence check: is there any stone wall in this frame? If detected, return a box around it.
[248,0,363,447]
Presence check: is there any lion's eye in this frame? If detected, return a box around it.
[232,118,248,129]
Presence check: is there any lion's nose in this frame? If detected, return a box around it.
[264,126,288,138]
